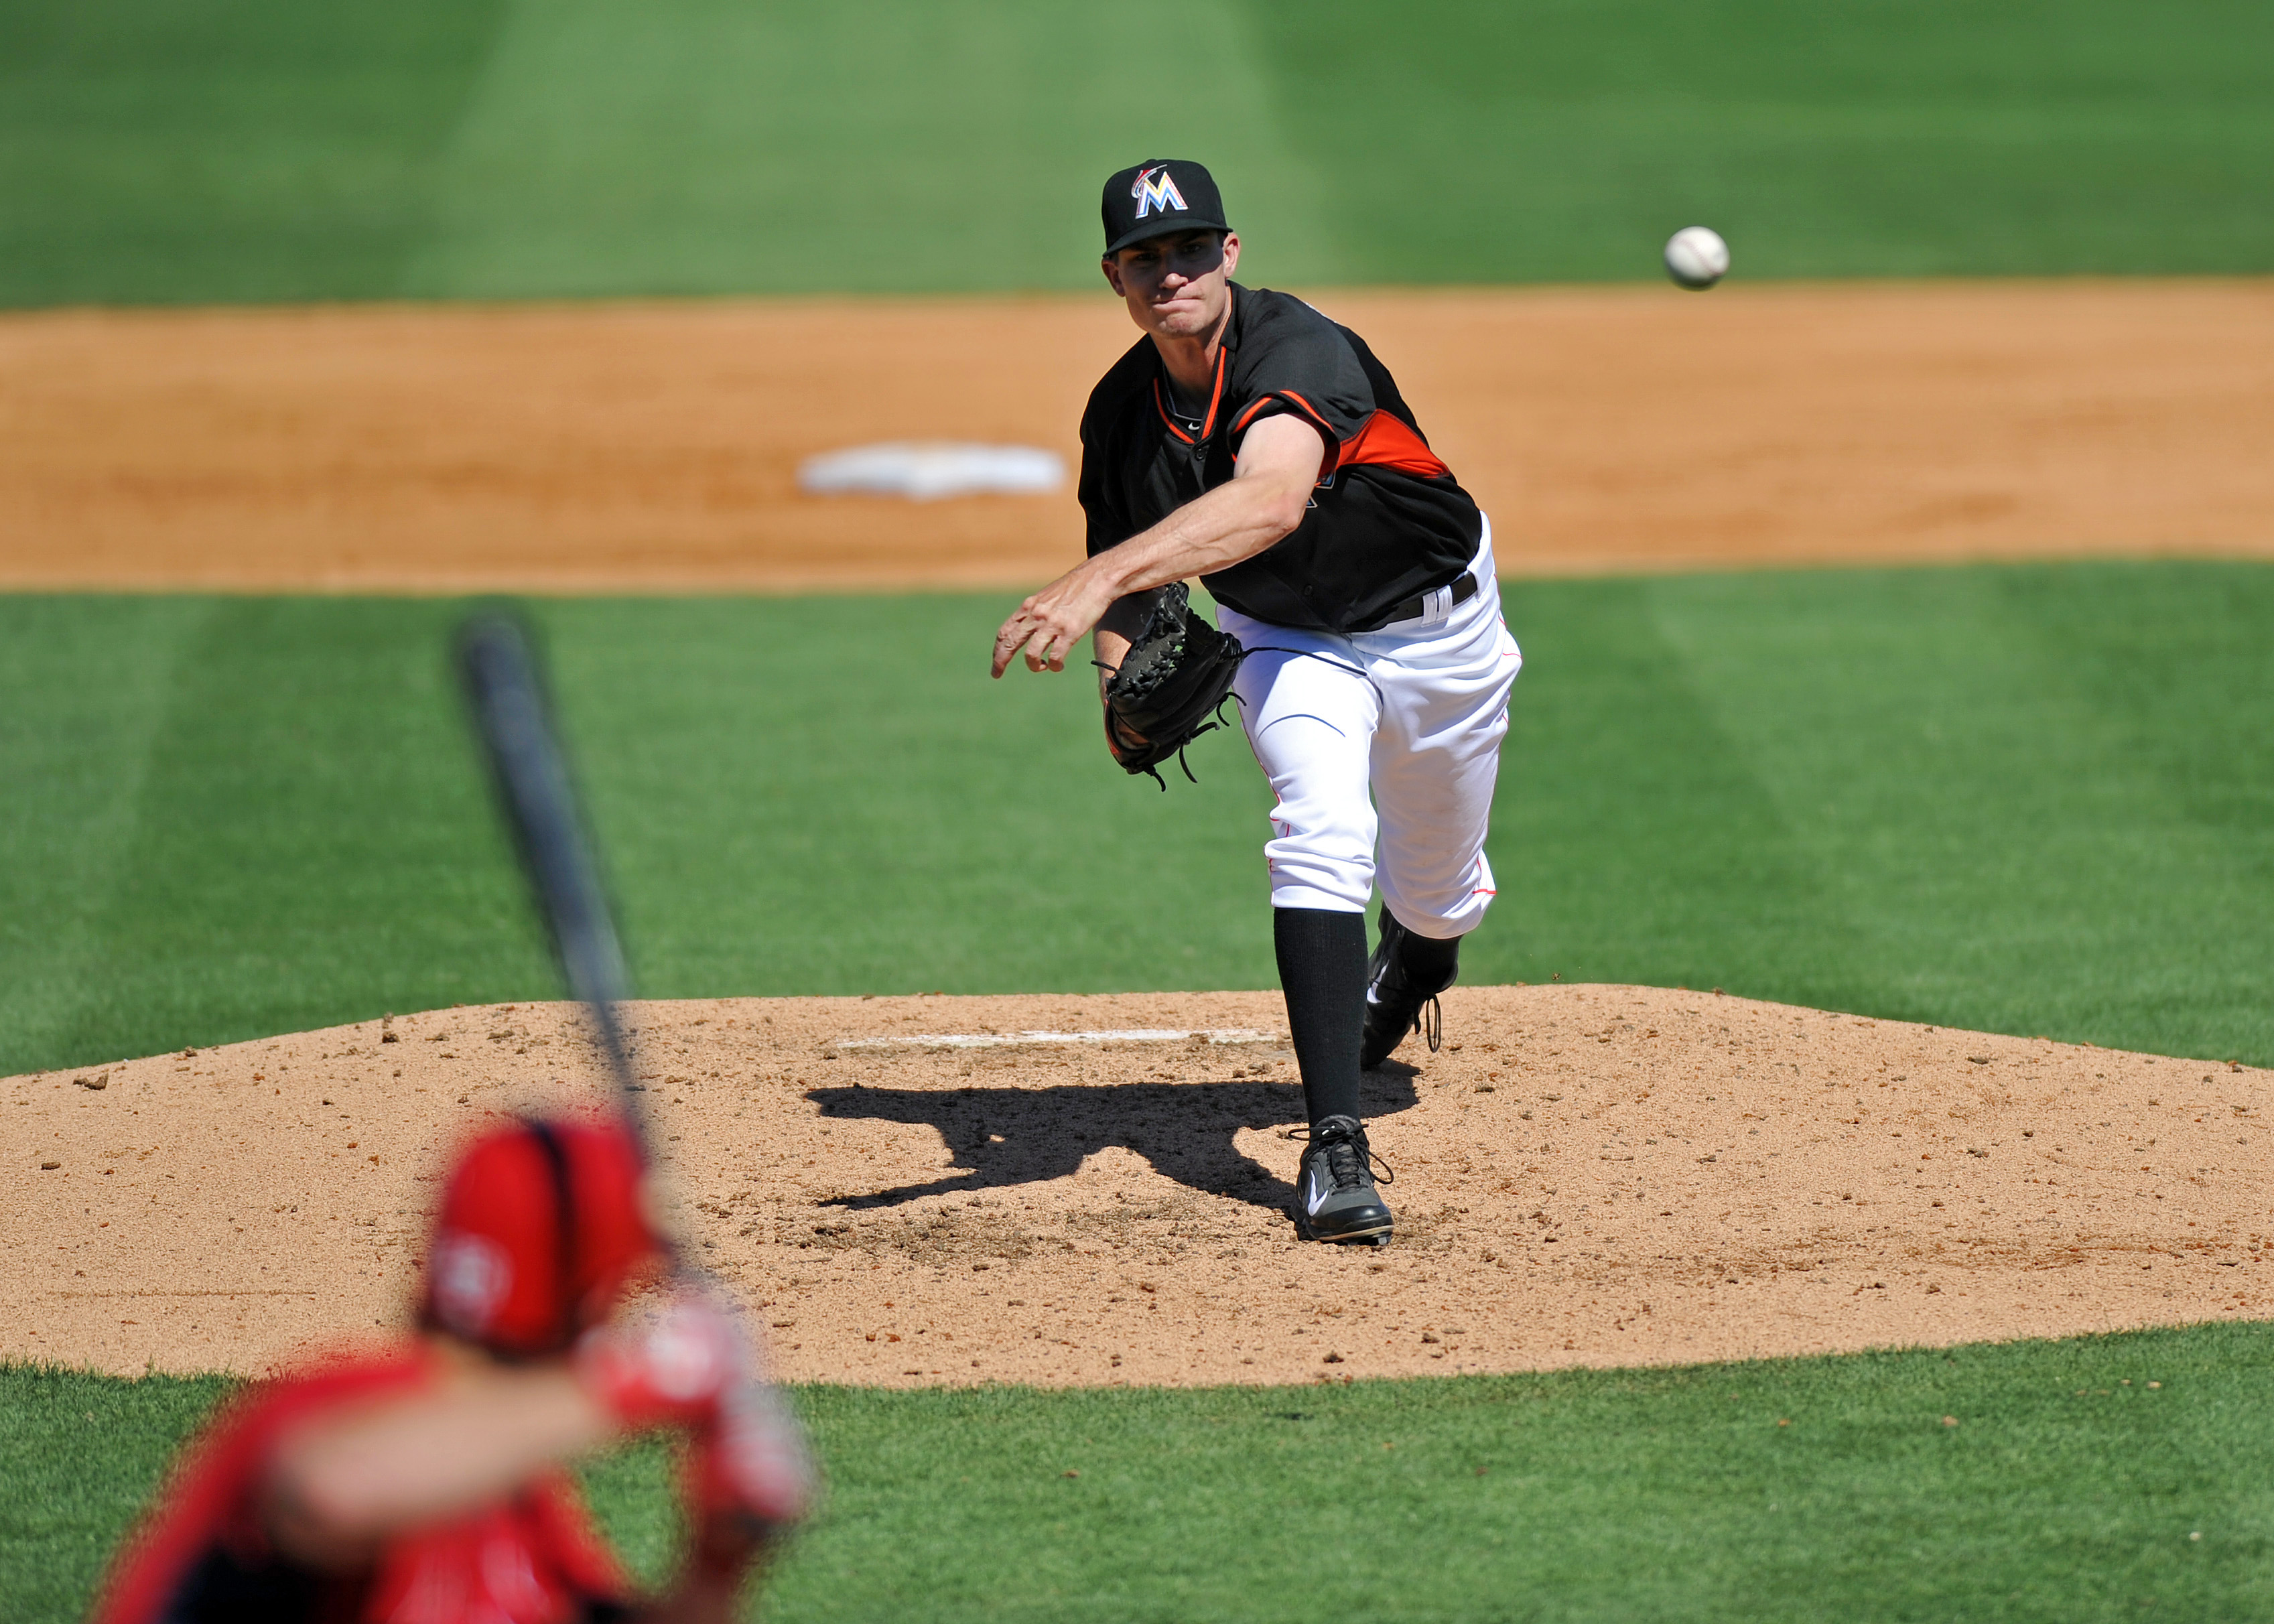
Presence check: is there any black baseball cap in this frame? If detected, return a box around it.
[1101,159,1231,255]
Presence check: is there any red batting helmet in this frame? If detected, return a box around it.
[419,1116,662,1359]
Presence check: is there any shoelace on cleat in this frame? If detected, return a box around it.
[1418,995,1443,1053]
[1286,1121,1396,1190]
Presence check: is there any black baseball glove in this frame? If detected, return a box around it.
[1101,584,1246,787]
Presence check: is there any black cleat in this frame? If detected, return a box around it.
[1360,907,1458,1071]
[1292,1115,1395,1245]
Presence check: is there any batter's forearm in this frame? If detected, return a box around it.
[264,1366,612,1566]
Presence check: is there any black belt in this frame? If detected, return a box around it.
[1381,571,1477,626]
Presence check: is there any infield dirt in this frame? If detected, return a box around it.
[11,988,2269,1386]
[4,279,2271,592]
[11,281,2271,1386]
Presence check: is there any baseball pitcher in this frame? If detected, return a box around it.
[992,159,1522,1247]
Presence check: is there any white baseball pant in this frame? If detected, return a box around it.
[1217,520,1520,939]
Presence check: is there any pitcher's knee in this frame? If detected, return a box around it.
[1262,814,1376,914]
[1380,863,1497,939]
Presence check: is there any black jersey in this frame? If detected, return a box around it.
[1077,283,1483,633]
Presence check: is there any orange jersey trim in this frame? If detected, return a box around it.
[1336,409,1451,480]
[1231,395,1453,484]
[1232,391,1342,476]
[1152,349,1229,445]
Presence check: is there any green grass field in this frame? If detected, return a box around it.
[15,1325,2274,1622]
[4,563,2268,1081]
[3,0,2269,305]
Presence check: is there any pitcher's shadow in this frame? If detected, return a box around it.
[807,1065,1420,1215]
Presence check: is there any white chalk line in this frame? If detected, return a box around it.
[836,1028,1282,1052]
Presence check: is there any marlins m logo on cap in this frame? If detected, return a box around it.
[1101,159,1230,254]
[1131,164,1187,219]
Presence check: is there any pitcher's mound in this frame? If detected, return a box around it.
[7,987,2267,1383]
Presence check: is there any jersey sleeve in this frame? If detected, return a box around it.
[1079,338,1171,557]
[89,1354,437,1624]
[1077,416,1128,557]
[1225,299,1376,476]
[526,1472,634,1600]
[87,1394,278,1624]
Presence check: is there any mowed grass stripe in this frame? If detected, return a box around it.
[4,0,2271,306]
[0,0,509,306]
[13,1325,2274,1621]
[2,562,2270,1079]
[1250,0,2274,284]
[0,597,555,1075]
[1632,567,2274,1051]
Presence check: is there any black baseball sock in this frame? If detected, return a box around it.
[1274,906,1368,1126]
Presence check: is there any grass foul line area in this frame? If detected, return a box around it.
[12,1325,2274,1622]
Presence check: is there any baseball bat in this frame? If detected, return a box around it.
[458,612,814,1549]
[456,612,654,1170]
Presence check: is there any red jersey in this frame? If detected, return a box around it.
[91,1347,634,1624]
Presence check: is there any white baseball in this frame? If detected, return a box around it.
[1663,226,1729,290]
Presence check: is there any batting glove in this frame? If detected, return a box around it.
[575,1289,743,1430]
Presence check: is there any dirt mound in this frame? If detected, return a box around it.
[3,281,2270,592]
[9,988,2269,1385]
